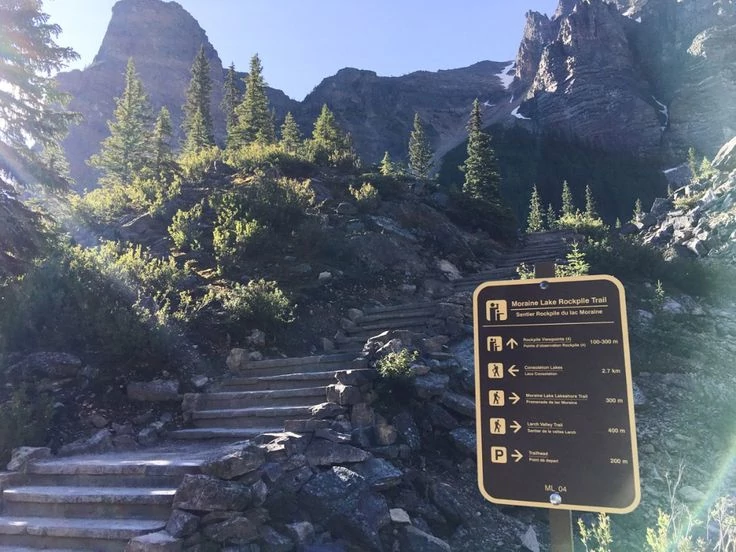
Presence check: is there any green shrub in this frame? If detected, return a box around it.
[377,349,418,380]
[73,185,131,223]
[213,279,295,334]
[350,182,380,211]
[225,142,313,176]
[0,386,52,466]
[169,202,204,251]
[126,174,181,215]
[556,212,608,241]
[0,242,191,367]
[213,217,270,274]
[179,145,223,183]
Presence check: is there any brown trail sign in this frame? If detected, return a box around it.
[473,275,640,514]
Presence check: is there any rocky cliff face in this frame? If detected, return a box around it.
[511,0,736,161]
[296,62,514,165]
[57,0,295,189]
[58,0,736,188]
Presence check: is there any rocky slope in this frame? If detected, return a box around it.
[623,136,736,263]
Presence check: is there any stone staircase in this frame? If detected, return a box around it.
[0,445,214,551]
[453,230,572,293]
[170,353,367,441]
[334,302,441,352]
[0,229,575,550]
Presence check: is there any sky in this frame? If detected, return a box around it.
[44,0,560,101]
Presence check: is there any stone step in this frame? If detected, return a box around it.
[219,371,338,391]
[345,317,439,336]
[183,386,327,411]
[191,405,315,429]
[168,427,279,440]
[234,354,366,379]
[2,486,175,520]
[0,547,81,551]
[0,516,165,552]
[361,302,436,316]
[356,307,437,324]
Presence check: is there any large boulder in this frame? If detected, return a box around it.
[713,136,736,172]
[200,441,266,480]
[173,474,252,512]
[298,466,390,550]
[305,439,371,467]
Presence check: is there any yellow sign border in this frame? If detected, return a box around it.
[472,274,641,514]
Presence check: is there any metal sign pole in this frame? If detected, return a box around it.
[549,509,574,552]
[534,262,575,552]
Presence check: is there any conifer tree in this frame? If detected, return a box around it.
[231,53,275,147]
[380,151,394,176]
[0,0,80,189]
[526,184,544,232]
[408,113,432,179]
[88,58,152,187]
[561,180,574,217]
[222,62,240,137]
[584,184,597,219]
[310,104,348,165]
[546,203,557,230]
[632,198,643,222]
[151,106,174,176]
[182,46,214,153]
[462,99,501,204]
[279,112,301,153]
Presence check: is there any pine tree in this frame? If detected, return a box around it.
[88,58,153,187]
[526,185,544,233]
[182,46,214,153]
[222,62,240,137]
[379,151,394,176]
[584,184,597,219]
[561,180,574,217]
[408,113,432,179]
[632,198,643,222]
[0,0,80,189]
[231,53,275,147]
[462,99,501,204]
[279,112,301,153]
[310,104,349,165]
[151,106,174,177]
[546,203,557,230]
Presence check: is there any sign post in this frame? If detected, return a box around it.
[473,271,639,545]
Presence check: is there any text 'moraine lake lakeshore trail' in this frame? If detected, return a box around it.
[472,275,640,513]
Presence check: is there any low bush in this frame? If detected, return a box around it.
[179,145,224,183]
[169,201,204,251]
[225,142,313,177]
[0,242,192,368]
[377,349,418,380]
[211,279,295,335]
[350,182,380,212]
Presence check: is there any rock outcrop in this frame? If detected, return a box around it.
[627,137,736,263]
[297,61,515,165]
[511,0,736,160]
[56,0,293,189]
